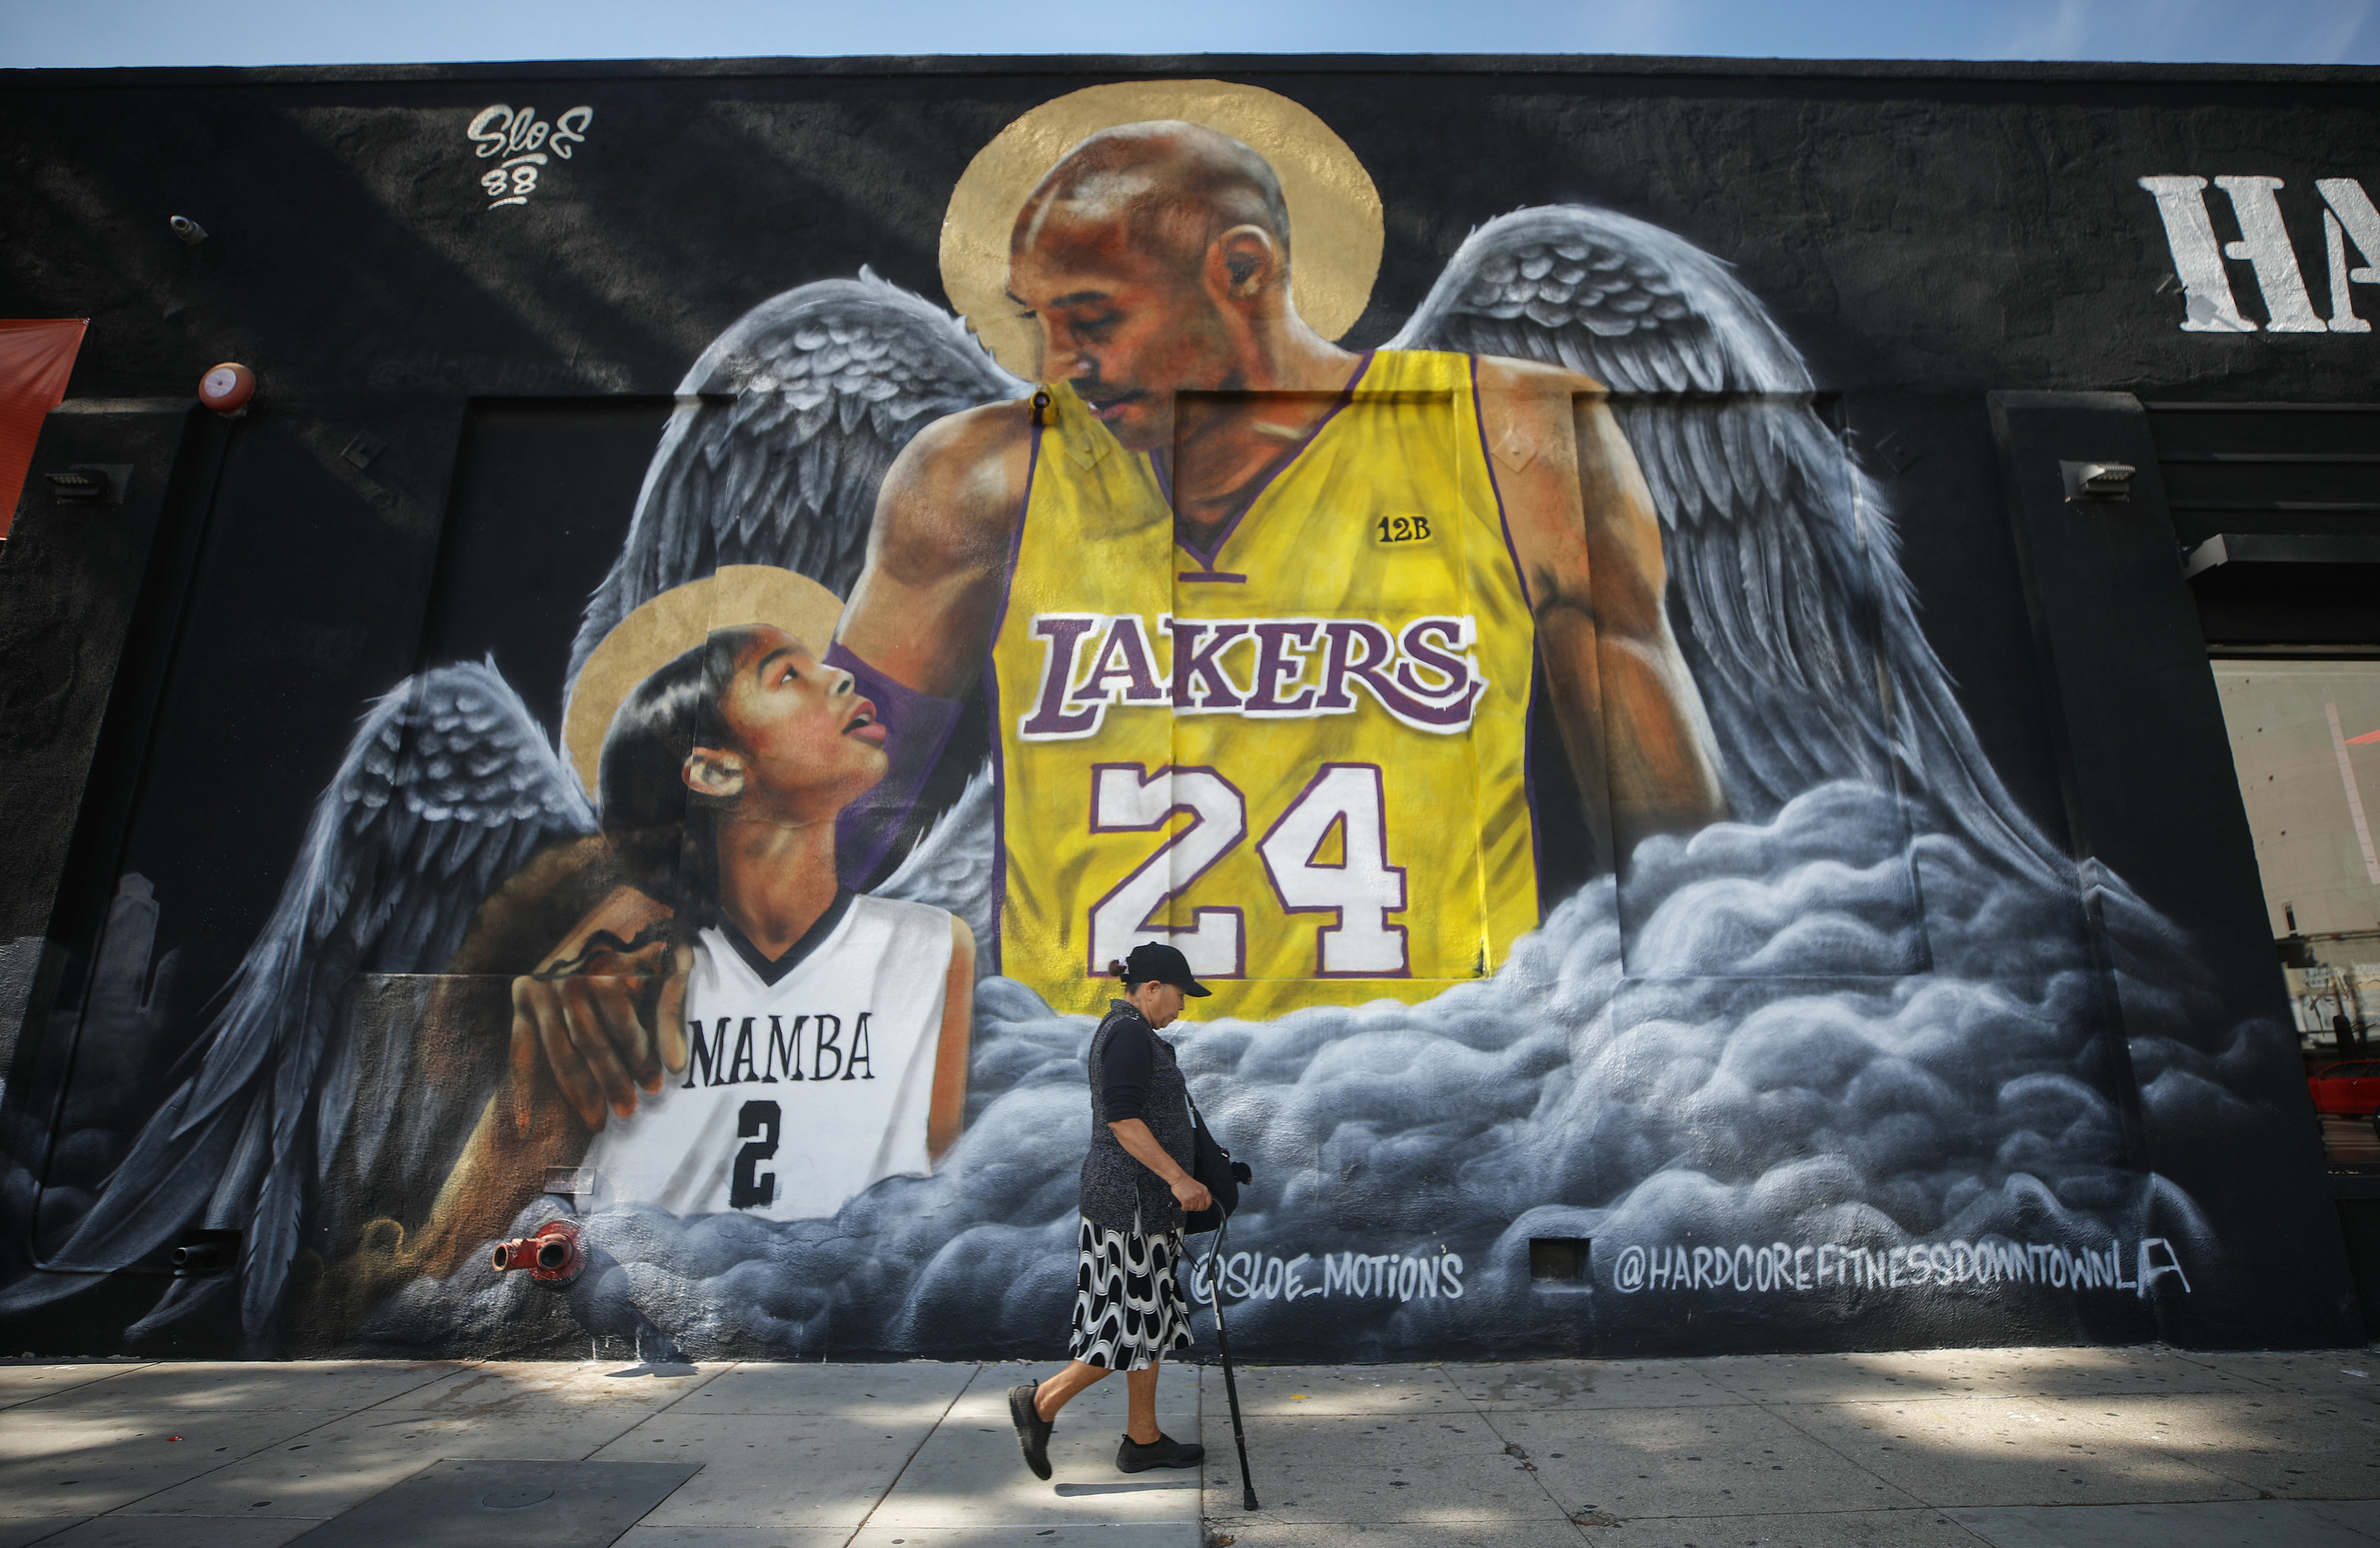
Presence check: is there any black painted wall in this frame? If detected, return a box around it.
[0,54,2372,1358]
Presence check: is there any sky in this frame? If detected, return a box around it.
[3,0,2378,70]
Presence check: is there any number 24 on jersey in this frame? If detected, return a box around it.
[1086,762,1409,979]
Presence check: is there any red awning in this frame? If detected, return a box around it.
[0,319,90,541]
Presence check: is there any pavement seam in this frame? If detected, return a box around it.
[0,1398,381,1544]
[57,1359,708,1531]
[0,1361,159,1414]
[1446,1366,1598,1544]
[835,1358,983,1548]
[633,1356,732,1423]
[1749,1395,1997,1538]
[326,1358,477,1416]
[482,1357,739,1463]
[2159,1343,2380,1397]
[6,1357,464,1422]
[2160,1346,2301,1394]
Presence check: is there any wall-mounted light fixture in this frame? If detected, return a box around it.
[43,464,128,505]
[2060,460,2136,502]
[168,215,208,246]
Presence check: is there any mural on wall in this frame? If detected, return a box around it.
[2,80,2286,1358]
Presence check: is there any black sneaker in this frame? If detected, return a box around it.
[1008,1381,1054,1480]
[1115,1431,1205,1473]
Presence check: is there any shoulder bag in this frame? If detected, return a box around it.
[1182,1090,1253,1235]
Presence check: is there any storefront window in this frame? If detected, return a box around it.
[2212,658,2380,1170]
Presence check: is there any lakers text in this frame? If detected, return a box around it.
[1019,611,1487,739]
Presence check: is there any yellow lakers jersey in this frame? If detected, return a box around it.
[990,350,1538,1020]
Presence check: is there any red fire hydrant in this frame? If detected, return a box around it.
[490,1219,585,1285]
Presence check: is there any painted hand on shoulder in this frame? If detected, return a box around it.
[512,885,693,1133]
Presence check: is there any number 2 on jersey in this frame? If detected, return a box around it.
[731,1100,780,1210]
[1088,762,1408,978]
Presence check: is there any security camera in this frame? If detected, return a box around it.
[169,215,208,246]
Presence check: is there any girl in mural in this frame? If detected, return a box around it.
[1009,940,1211,1480]
[394,593,976,1281]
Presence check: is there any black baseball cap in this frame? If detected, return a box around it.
[1125,941,1211,997]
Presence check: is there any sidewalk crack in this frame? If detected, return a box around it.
[1460,1376,1595,1542]
[841,1361,981,1547]
[0,1362,159,1415]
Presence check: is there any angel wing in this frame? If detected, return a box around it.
[876,757,998,960]
[1390,206,2064,882]
[0,662,593,1344]
[565,270,1028,696]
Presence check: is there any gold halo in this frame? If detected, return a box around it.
[940,79,1384,380]
[562,566,844,797]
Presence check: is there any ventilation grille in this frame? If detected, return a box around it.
[2146,402,2380,550]
[2152,402,2380,647]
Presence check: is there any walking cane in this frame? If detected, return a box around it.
[1200,1215,1260,1511]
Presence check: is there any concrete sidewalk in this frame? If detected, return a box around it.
[0,1346,2370,1547]
[1200,1346,2380,1548]
[0,1356,1198,1546]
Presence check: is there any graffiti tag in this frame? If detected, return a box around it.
[1188,1246,1465,1306]
[1610,1235,2191,1299]
[467,104,593,209]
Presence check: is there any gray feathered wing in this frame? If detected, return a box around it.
[565,271,1027,697]
[0,663,592,1344]
[877,759,998,958]
[1391,206,2064,883]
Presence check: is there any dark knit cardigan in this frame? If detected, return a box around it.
[1080,1000,1195,1231]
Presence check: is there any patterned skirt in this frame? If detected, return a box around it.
[1066,1216,1195,1371]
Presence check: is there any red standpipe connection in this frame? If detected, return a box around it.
[490,1219,585,1285]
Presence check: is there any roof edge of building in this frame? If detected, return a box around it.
[2,51,2377,90]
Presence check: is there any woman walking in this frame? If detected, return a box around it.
[1009,941,1214,1478]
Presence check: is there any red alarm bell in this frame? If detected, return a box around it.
[198,362,255,416]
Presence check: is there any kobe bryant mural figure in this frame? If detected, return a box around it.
[829,117,1732,1020]
[4,81,2079,1350]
